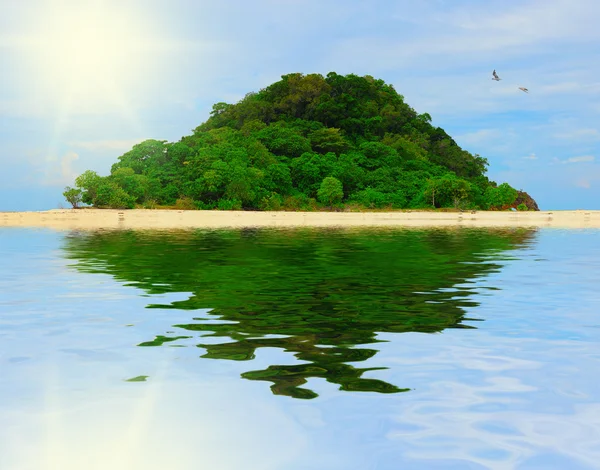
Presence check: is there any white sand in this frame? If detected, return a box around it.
[2,209,600,230]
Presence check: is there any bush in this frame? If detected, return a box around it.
[282,193,317,211]
[517,203,528,211]
[194,200,218,210]
[142,199,158,209]
[95,181,135,209]
[386,191,407,208]
[350,188,388,208]
[175,197,196,210]
[217,198,242,210]
[305,197,319,211]
[259,193,283,211]
[281,195,303,211]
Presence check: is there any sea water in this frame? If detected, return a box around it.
[1,226,599,469]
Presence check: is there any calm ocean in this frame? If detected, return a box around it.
[1,226,599,469]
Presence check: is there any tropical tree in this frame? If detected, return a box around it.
[317,176,344,206]
[63,186,83,208]
[74,170,102,205]
[424,174,472,209]
[484,182,518,209]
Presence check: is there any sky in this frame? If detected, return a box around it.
[0,0,599,211]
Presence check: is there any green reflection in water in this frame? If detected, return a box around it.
[63,227,537,399]
[125,375,149,382]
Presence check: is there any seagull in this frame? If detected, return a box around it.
[518,87,529,93]
[492,70,501,81]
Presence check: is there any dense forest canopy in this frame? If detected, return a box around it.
[64,72,538,211]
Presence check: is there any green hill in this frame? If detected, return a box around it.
[65,72,538,211]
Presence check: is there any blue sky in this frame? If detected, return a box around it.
[1,0,599,210]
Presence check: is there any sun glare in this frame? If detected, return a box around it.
[22,1,156,115]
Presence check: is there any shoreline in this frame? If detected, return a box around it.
[2,209,600,230]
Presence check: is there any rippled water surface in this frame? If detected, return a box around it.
[1,226,599,469]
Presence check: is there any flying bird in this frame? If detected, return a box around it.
[492,70,501,81]
[518,87,529,93]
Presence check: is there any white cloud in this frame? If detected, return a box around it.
[537,82,600,95]
[436,0,600,45]
[576,178,591,188]
[37,152,80,186]
[555,128,600,140]
[556,155,595,164]
[565,155,595,163]
[332,0,600,68]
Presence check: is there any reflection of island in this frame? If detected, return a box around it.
[64,227,537,399]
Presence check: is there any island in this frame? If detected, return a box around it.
[62,72,539,213]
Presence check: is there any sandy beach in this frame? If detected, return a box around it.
[2,208,600,230]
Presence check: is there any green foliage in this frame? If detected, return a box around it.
[175,197,196,210]
[75,170,102,205]
[110,167,150,204]
[308,127,349,154]
[350,188,387,208]
[290,151,338,196]
[484,183,518,210]
[125,375,149,382]
[95,181,136,209]
[62,186,83,208]
[256,123,312,159]
[217,198,242,210]
[112,139,167,175]
[317,176,344,206]
[517,203,528,211]
[424,174,473,209]
[69,72,532,210]
[142,199,158,209]
[282,193,318,211]
[350,188,407,209]
[259,192,283,211]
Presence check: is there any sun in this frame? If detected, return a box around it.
[19,1,158,115]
